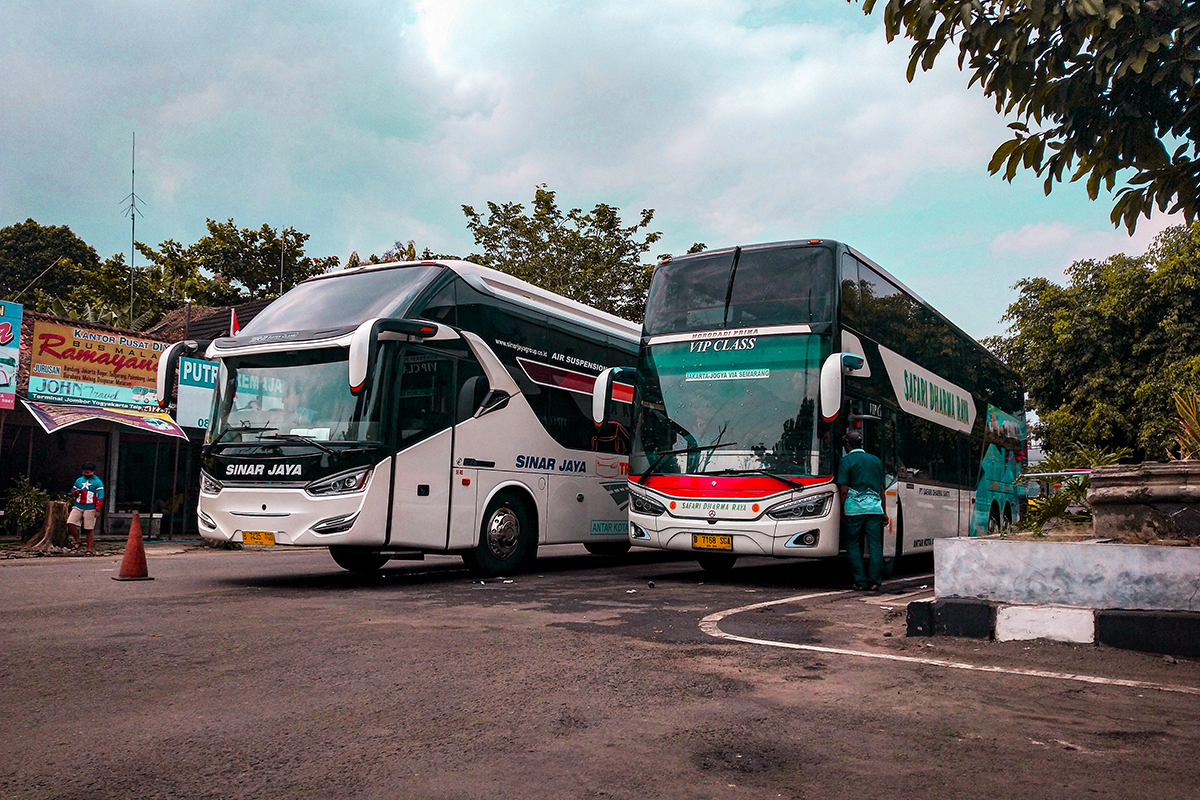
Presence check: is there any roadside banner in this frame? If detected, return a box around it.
[0,300,22,410]
[22,400,189,440]
[27,320,169,410]
[177,356,217,429]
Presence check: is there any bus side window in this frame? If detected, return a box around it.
[396,349,455,449]
[455,360,488,424]
[417,280,458,327]
[840,253,860,327]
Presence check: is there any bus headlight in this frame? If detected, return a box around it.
[307,467,373,496]
[200,471,223,495]
[630,491,666,516]
[767,492,833,520]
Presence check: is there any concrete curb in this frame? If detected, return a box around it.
[907,599,1200,657]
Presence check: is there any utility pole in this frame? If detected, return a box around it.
[279,233,287,296]
[121,132,145,329]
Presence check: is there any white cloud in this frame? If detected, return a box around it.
[990,222,1078,255]
[990,211,1187,279]
[391,0,1012,251]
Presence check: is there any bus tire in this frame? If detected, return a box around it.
[988,503,1001,534]
[329,546,390,574]
[584,541,632,556]
[1002,504,1013,530]
[697,553,737,574]
[463,492,537,577]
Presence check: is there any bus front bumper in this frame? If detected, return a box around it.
[196,485,384,547]
[629,510,841,559]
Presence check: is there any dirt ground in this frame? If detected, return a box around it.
[1,544,1197,799]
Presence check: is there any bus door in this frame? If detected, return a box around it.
[847,397,897,555]
[388,344,481,550]
[957,435,971,536]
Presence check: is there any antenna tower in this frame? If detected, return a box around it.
[121,132,146,329]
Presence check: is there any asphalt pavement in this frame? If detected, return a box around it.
[2,543,1198,799]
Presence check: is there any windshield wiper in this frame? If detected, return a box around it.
[637,442,739,486]
[256,433,338,455]
[204,424,277,455]
[711,468,807,491]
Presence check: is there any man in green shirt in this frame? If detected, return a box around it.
[836,430,889,590]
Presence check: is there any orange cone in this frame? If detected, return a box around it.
[113,511,153,581]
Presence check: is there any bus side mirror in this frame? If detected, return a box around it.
[348,318,440,395]
[820,352,864,422]
[156,339,209,407]
[591,367,635,426]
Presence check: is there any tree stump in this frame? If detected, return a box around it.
[24,501,71,552]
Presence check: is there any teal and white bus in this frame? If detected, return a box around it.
[591,240,1025,572]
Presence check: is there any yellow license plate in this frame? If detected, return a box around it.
[242,530,276,546]
[691,533,733,551]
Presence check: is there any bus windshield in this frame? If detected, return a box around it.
[644,244,835,336]
[240,264,443,336]
[631,333,832,478]
[208,348,384,446]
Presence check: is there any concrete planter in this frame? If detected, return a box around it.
[935,537,1200,612]
[926,537,1200,654]
[1088,461,1200,540]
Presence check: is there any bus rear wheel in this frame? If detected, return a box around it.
[329,546,390,574]
[584,541,631,556]
[463,493,537,577]
[697,553,737,574]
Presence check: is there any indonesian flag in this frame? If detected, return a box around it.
[230,309,241,336]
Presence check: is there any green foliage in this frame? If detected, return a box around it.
[861,0,1200,232]
[0,219,101,301]
[14,218,328,331]
[3,476,51,538]
[1172,391,1200,458]
[34,253,176,330]
[985,223,1200,460]
[138,218,324,303]
[1018,445,1131,529]
[463,185,662,322]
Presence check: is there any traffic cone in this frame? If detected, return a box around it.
[113,511,153,581]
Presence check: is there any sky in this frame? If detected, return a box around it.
[0,0,1182,340]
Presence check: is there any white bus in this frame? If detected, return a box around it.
[591,240,1025,573]
[158,260,640,576]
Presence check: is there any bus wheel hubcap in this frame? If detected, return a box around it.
[486,508,520,560]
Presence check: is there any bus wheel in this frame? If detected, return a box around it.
[988,504,1001,534]
[697,554,737,574]
[1002,504,1013,530]
[584,541,632,556]
[463,493,537,577]
[329,546,390,574]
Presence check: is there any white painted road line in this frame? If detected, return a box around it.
[699,590,1200,696]
[859,588,935,604]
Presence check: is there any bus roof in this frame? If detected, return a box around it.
[658,239,1005,367]
[318,259,641,341]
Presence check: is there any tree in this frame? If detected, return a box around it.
[861,0,1200,232]
[462,185,662,322]
[0,219,101,300]
[30,219,329,330]
[36,253,179,330]
[984,222,1200,460]
[154,218,324,299]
